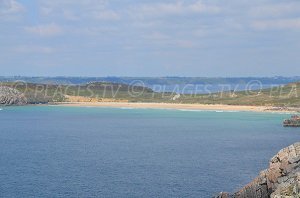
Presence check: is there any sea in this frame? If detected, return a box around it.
[0,106,299,197]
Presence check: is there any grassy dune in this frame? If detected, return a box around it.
[1,81,299,107]
[189,82,300,107]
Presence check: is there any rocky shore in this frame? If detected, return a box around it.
[216,142,300,198]
[0,86,27,105]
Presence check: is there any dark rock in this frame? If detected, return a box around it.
[0,86,27,105]
[215,143,300,198]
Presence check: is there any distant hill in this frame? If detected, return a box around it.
[1,76,300,94]
[1,81,299,107]
[193,82,300,107]
[1,82,154,104]
[1,76,300,85]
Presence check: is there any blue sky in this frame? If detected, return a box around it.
[0,0,300,77]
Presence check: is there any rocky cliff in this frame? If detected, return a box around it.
[216,142,300,198]
[0,86,27,105]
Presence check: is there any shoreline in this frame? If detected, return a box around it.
[52,102,298,113]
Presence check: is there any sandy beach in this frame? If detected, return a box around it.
[53,102,297,113]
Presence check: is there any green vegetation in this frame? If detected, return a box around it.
[1,81,300,107]
[189,82,300,107]
[1,82,155,104]
[1,76,300,85]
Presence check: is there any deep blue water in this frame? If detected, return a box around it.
[0,106,300,198]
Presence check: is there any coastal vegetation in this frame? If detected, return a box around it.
[0,81,299,107]
[1,76,300,86]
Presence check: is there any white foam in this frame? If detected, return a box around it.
[178,109,204,112]
[120,107,135,110]
[178,109,242,113]
[271,112,292,115]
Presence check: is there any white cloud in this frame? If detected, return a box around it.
[0,0,24,15]
[141,32,196,49]
[143,32,170,40]
[62,10,80,21]
[0,0,25,21]
[252,18,300,30]
[187,1,221,13]
[14,45,54,53]
[175,40,196,48]
[130,1,220,19]
[71,26,118,36]
[91,10,120,21]
[24,23,63,37]
[250,2,300,18]
[40,0,107,7]
[39,0,119,21]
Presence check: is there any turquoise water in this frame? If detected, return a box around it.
[0,106,299,197]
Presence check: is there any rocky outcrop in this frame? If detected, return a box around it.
[0,86,27,105]
[216,142,300,198]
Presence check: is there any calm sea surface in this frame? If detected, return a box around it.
[0,106,299,197]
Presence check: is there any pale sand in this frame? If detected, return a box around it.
[53,102,297,113]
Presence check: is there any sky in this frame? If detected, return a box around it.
[0,0,300,77]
